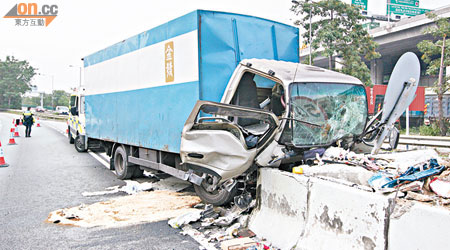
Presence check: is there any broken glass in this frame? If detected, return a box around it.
[290,82,367,146]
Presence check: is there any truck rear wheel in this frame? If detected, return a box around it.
[75,135,87,152]
[114,146,134,179]
[194,183,237,206]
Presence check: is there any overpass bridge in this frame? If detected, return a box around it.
[304,5,450,87]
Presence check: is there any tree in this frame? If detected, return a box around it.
[291,0,380,85]
[22,90,70,109]
[52,90,70,107]
[417,12,450,136]
[0,56,36,109]
[22,96,42,107]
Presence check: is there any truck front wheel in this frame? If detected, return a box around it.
[75,135,87,152]
[194,182,237,206]
[114,146,134,179]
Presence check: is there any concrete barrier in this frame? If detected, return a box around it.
[297,177,389,250]
[249,168,450,250]
[389,201,450,250]
[248,168,309,250]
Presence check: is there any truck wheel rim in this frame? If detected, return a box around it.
[115,153,124,173]
[76,137,82,150]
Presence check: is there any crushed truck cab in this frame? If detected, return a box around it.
[180,59,368,203]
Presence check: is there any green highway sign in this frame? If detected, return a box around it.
[352,0,368,11]
[387,4,430,16]
[389,0,419,7]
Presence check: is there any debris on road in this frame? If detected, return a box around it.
[429,178,450,198]
[220,237,256,250]
[151,176,192,192]
[82,177,190,197]
[81,180,154,196]
[168,199,279,250]
[169,210,203,229]
[47,190,201,228]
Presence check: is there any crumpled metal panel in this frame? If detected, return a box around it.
[180,129,257,181]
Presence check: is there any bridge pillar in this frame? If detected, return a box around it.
[370,58,384,85]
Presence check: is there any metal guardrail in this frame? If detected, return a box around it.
[1,109,68,121]
[398,135,450,148]
[36,113,68,121]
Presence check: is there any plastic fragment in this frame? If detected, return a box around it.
[168,210,202,229]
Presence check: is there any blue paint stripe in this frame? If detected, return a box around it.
[83,10,199,67]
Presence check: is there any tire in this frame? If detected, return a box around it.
[114,146,134,180]
[68,128,74,144]
[109,157,115,171]
[74,135,87,152]
[194,182,237,206]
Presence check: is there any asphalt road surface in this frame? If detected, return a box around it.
[0,112,200,250]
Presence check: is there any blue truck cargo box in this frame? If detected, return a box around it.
[83,10,299,153]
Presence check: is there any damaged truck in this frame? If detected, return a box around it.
[68,10,400,205]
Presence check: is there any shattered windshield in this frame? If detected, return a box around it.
[290,82,367,146]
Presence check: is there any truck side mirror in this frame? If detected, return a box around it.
[70,107,78,116]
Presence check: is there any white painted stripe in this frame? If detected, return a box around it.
[42,120,111,170]
[84,30,199,95]
[88,151,110,169]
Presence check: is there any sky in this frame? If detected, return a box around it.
[0,0,449,93]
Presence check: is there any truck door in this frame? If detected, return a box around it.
[180,101,279,182]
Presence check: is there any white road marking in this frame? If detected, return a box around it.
[88,151,110,169]
[41,119,111,170]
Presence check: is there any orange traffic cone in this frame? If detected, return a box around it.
[8,130,17,145]
[12,119,15,125]
[19,119,23,125]
[36,117,41,127]
[13,125,20,137]
[0,141,8,167]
